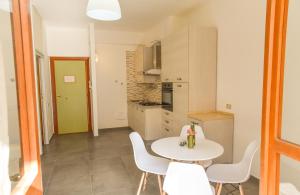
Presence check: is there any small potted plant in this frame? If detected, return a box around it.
[187,123,196,149]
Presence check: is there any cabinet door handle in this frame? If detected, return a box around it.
[177,77,182,81]
[165,78,169,81]
[165,120,170,124]
[177,84,182,88]
[165,128,170,132]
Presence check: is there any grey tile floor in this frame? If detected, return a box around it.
[42,128,259,195]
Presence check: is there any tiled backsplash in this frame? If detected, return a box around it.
[126,51,162,103]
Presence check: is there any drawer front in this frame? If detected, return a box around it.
[162,124,174,136]
[162,110,173,118]
[162,115,173,125]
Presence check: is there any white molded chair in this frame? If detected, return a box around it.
[180,125,212,168]
[206,140,259,195]
[163,162,215,195]
[280,183,300,195]
[129,132,170,195]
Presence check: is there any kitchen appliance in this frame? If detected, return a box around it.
[139,102,161,106]
[143,41,161,75]
[162,82,173,111]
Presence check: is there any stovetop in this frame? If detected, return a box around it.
[138,102,162,106]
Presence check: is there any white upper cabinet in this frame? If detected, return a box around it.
[162,27,189,82]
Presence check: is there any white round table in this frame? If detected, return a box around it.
[151,137,224,162]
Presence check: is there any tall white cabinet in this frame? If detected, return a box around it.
[161,25,217,136]
[161,28,189,82]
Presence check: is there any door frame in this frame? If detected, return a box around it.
[50,57,92,134]
[9,0,42,194]
[260,0,300,194]
[35,54,45,145]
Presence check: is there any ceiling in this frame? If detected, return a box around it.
[33,0,204,32]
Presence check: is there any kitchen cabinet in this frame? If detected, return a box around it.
[128,102,162,140]
[162,26,217,111]
[173,83,188,116]
[161,110,175,136]
[188,112,234,164]
[160,83,189,137]
[161,27,189,82]
[173,83,189,134]
[135,45,159,83]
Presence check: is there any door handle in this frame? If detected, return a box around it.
[57,95,61,98]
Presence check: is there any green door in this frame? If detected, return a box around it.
[54,60,89,134]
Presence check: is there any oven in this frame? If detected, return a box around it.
[162,82,173,112]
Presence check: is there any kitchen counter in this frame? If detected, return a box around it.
[128,101,162,140]
[128,101,162,109]
[187,111,234,163]
[188,111,234,122]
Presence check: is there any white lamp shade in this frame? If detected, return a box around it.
[86,0,121,21]
[0,0,11,12]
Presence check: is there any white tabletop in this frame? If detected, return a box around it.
[151,137,224,161]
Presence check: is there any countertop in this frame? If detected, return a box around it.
[188,111,234,122]
[128,101,162,109]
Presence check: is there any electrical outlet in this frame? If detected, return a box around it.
[226,104,232,110]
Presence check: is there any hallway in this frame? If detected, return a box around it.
[41,129,259,195]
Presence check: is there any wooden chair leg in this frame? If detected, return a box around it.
[157,175,163,195]
[215,183,220,192]
[217,183,222,195]
[239,184,245,195]
[137,172,145,195]
[143,172,149,191]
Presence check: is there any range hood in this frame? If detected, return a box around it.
[143,41,161,75]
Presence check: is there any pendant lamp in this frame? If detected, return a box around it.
[86,0,121,21]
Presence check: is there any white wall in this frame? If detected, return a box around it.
[181,0,266,178]
[32,6,54,146]
[0,10,21,149]
[280,0,300,189]
[0,41,11,195]
[94,30,143,130]
[45,24,102,136]
[0,10,14,194]
[96,44,136,129]
[46,25,90,57]
[142,16,184,45]
[143,0,266,178]
[95,30,143,45]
